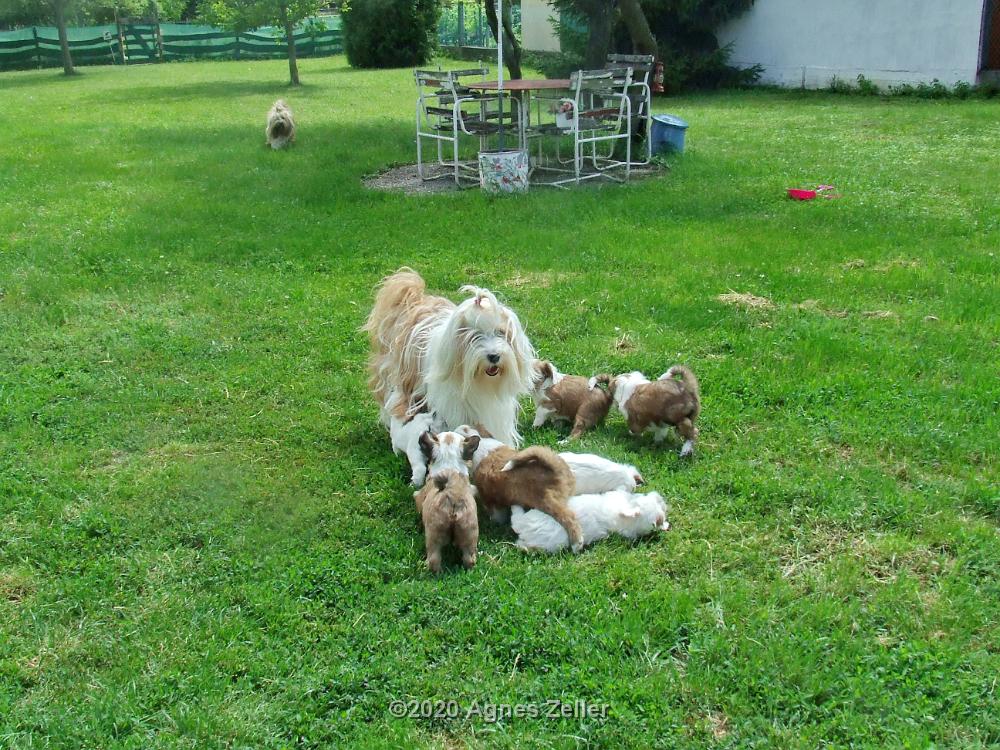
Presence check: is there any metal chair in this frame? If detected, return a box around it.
[537,69,633,187]
[605,53,655,166]
[414,68,517,187]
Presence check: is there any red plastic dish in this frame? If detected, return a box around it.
[787,188,817,200]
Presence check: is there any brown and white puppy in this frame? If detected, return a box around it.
[456,427,583,553]
[265,99,296,150]
[603,365,701,457]
[531,360,614,441]
[413,430,481,572]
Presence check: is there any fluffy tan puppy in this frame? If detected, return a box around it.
[414,470,479,573]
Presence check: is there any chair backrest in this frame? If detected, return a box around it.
[570,69,619,95]
[606,53,655,86]
[569,68,633,126]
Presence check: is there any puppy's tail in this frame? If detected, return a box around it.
[361,267,426,343]
[588,374,613,391]
[662,365,700,401]
[501,445,564,474]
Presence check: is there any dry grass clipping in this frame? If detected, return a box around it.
[717,291,775,310]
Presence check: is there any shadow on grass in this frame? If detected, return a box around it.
[104,78,325,103]
[0,68,95,89]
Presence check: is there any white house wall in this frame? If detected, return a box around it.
[521,0,561,52]
[717,0,987,88]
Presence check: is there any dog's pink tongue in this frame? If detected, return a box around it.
[486,365,500,377]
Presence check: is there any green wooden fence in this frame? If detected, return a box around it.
[0,18,342,72]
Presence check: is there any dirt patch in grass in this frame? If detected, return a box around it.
[504,270,580,289]
[364,163,666,195]
[717,291,775,310]
[709,711,731,740]
[363,164,463,195]
[1,571,35,603]
[614,331,637,351]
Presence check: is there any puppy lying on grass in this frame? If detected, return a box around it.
[558,452,644,494]
[456,426,583,553]
[412,431,480,572]
[600,365,701,457]
[511,490,669,553]
[531,360,613,441]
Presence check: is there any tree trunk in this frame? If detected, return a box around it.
[53,0,75,76]
[583,2,614,68]
[279,2,300,86]
[617,0,657,57]
[484,0,521,80]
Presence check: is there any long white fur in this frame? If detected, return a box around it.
[558,452,644,494]
[510,490,670,554]
[390,412,443,486]
[388,287,535,447]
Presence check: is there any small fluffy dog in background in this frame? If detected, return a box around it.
[558,452,644,494]
[457,427,583,552]
[604,365,701,456]
[412,431,480,572]
[364,269,535,447]
[511,490,670,554]
[265,99,296,150]
[531,361,613,441]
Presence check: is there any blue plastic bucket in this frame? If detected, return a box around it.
[650,114,689,155]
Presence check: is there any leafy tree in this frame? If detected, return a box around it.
[546,0,756,90]
[201,0,324,84]
[481,0,521,80]
[0,0,79,73]
[0,0,186,75]
[342,0,438,69]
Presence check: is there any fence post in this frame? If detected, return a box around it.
[457,2,465,47]
[155,15,164,62]
[234,31,240,60]
[33,26,41,68]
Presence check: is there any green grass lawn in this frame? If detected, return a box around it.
[1,56,998,748]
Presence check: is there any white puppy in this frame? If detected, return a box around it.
[510,490,669,554]
[390,411,442,486]
[558,452,644,494]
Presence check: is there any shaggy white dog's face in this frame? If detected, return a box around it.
[447,287,532,392]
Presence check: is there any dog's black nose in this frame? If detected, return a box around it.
[487,353,500,364]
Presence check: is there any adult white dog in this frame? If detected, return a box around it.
[363,268,535,446]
